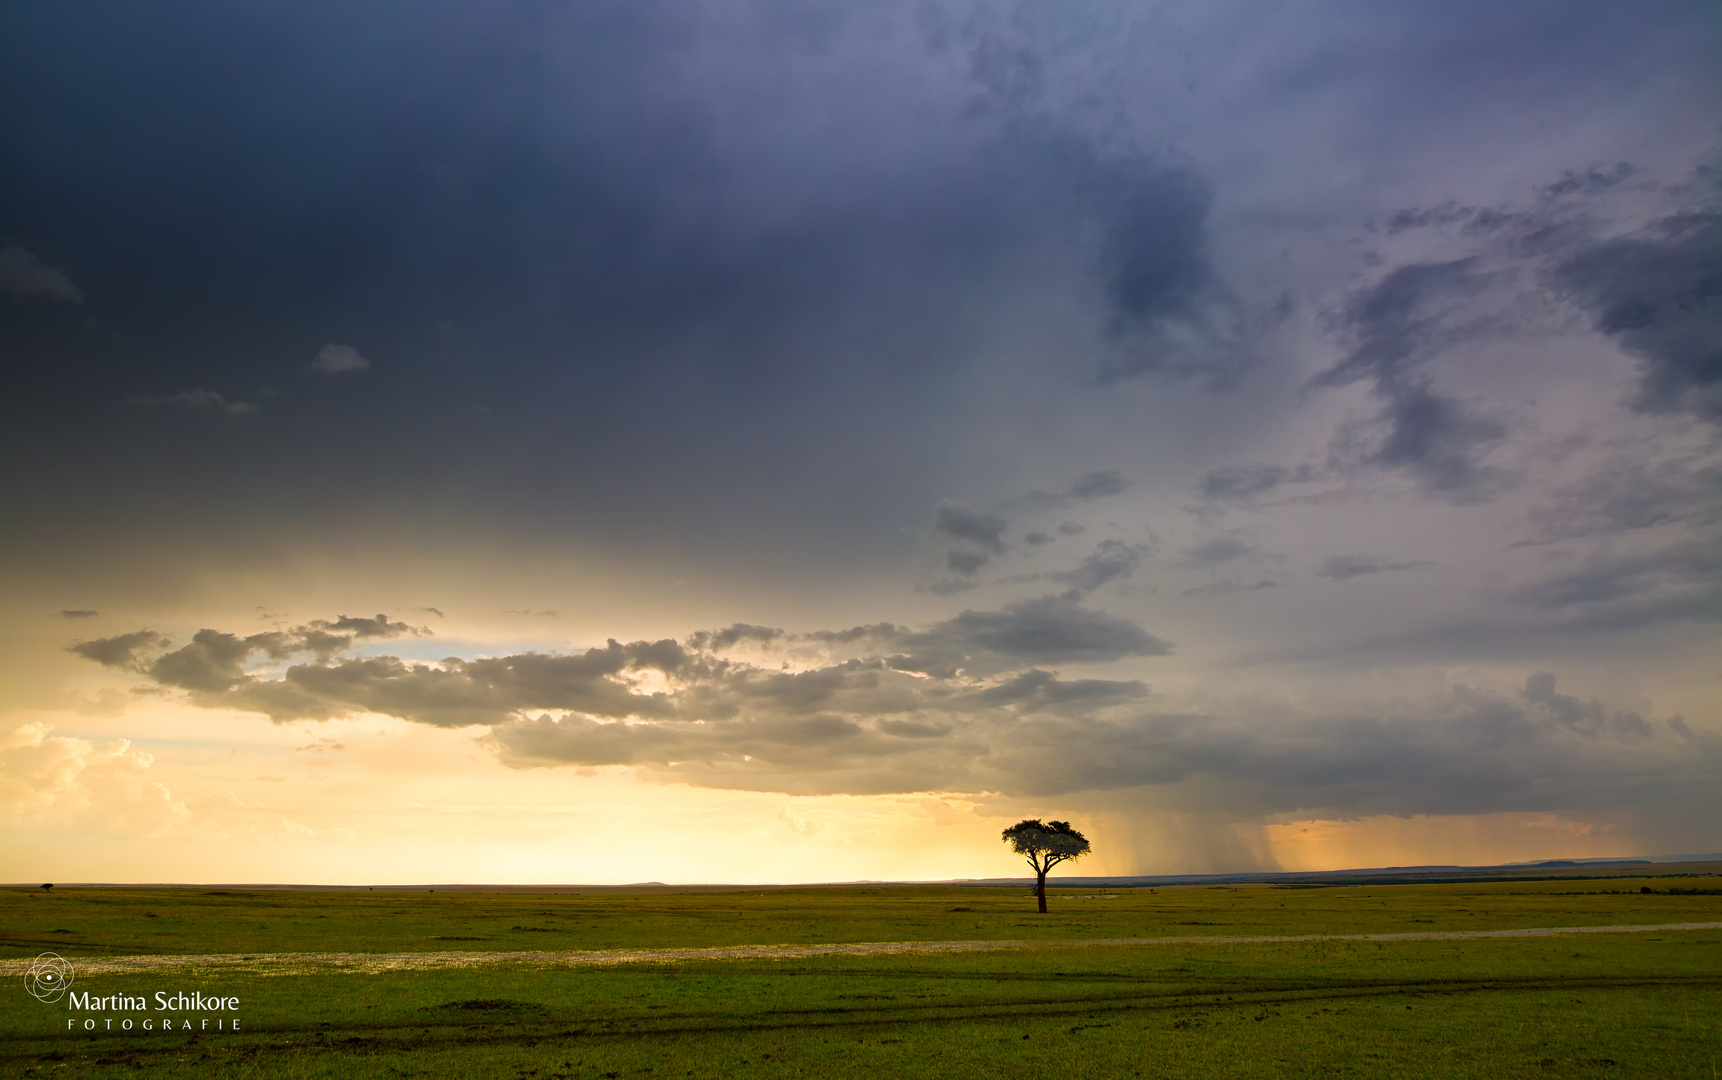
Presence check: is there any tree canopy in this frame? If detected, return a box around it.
[1001,819,1091,912]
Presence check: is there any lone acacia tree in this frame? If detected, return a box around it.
[1001,819,1091,913]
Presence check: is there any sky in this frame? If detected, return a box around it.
[2,0,1719,885]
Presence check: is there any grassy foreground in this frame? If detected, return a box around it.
[3,874,1719,1078]
[5,867,1722,956]
[6,936,1721,1079]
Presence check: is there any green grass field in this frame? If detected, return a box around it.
[3,870,1719,1078]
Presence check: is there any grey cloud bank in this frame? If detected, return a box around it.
[70,613,1720,824]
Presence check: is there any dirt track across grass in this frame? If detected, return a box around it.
[6,921,1719,976]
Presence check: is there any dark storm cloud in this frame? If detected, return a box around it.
[0,0,1248,586]
[494,667,1713,813]
[1048,539,1152,592]
[996,537,1152,591]
[810,594,1173,675]
[148,629,277,694]
[1002,469,1132,515]
[0,7,1228,389]
[931,499,1011,589]
[904,593,1172,669]
[946,549,991,575]
[1181,533,1270,568]
[1523,671,1652,740]
[1091,170,1244,386]
[68,629,168,670]
[1316,553,1431,581]
[1557,201,1722,420]
[933,501,1008,553]
[1517,456,1721,544]
[1068,469,1127,500]
[1507,540,1722,631]
[1311,261,1508,500]
[1311,260,1488,391]
[1200,156,1714,517]
[1357,382,1507,498]
[1159,673,1714,819]
[57,609,99,620]
[1364,160,1720,451]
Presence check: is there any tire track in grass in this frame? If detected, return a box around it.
[3,921,1718,976]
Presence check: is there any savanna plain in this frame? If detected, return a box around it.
[3,867,1719,1079]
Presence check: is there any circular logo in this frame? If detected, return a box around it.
[25,952,73,1003]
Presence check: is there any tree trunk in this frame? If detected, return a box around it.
[1036,870,1047,913]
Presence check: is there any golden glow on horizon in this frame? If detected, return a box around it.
[0,693,1664,886]
[1263,813,1632,873]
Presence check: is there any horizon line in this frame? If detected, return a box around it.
[13,853,1722,891]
